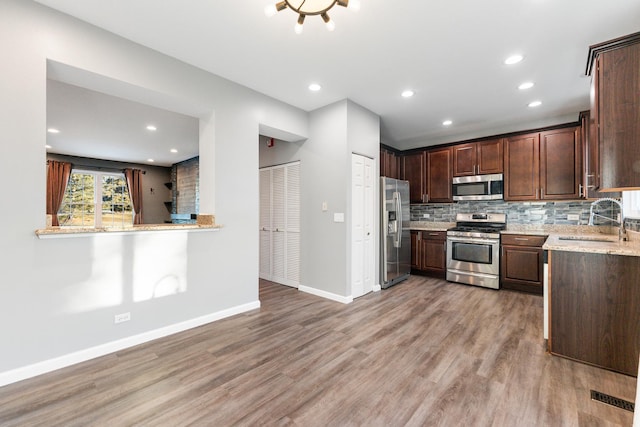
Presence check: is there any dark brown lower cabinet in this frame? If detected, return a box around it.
[500,234,547,294]
[411,230,446,278]
[549,250,640,376]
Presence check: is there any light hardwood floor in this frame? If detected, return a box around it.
[0,276,636,426]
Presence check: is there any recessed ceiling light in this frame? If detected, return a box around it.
[146,125,157,131]
[401,90,414,98]
[504,54,524,65]
[528,100,542,108]
[45,144,52,149]
[308,83,321,92]
[518,81,535,90]
[47,128,59,134]
[442,120,453,126]
[147,158,155,162]
[170,148,178,153]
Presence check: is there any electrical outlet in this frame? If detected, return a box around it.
[114,312,131,324]
[423,214,430,218]
[567,214,580,221]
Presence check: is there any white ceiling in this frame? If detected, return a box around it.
[47,79,199,167]
[36,0,640,151]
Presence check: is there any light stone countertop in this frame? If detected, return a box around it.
[35,223,222,238]
[543,230,640,257]
[409,221,455,231]
[502,224,614,236]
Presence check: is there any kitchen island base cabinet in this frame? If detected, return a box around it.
[549,251,640,376]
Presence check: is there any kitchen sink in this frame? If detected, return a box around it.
[558,236,616,242]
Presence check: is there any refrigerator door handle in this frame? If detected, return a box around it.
[395,191,402,248]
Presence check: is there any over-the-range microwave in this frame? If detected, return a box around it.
[452,173,503,201]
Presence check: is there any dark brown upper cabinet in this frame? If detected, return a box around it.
[380,147,400,179]
[504,133,540,201]
[453,139,503,177]
[539,127,581,200]
[427,147,453,203]
[402,151,427,203]
[504,128,581,201]
[587,32,640,191]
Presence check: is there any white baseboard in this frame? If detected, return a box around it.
[373,284,382,292]
[299,285,353,304]
[0,300,260,387]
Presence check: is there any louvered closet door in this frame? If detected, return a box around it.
[285,163,300,286]
[258,162,300,288]
[271,167,286,284]
[259,169,272,280]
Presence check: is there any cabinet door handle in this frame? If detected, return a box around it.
[515,237,529,241]
[428,232,439,236]
[579,184,583,198]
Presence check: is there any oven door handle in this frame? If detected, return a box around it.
[447,236,499,245]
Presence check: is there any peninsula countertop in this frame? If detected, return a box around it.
[543,231,640,257]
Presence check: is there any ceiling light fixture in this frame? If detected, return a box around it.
[518,81,534,90]
[442,120,453,126]
[147,158,155,162]
[528,100,542,107]
[401,90,414,98]
[265,0,359,34]
[170,148,178,153]
[47,128,60,134]
[146,125,157,131]
[309,83,322,91]
[504,54,524,65]
[45,144,52,149]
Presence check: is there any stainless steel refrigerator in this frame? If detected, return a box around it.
[380,177,411,288]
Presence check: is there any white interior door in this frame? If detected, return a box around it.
[351,153,375,298]
[259,162,300,288]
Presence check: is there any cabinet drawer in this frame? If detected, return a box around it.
[501,234,547,247]
[422,231,446,240]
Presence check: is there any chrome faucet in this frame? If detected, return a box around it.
[588,198,628,241]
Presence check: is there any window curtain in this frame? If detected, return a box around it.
[46,160,72,227]
[124,168,144,224]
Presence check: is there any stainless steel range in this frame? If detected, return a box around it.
[446,213,506,289]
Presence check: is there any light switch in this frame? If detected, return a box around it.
[322,202,328,211]
[334,213,345,223]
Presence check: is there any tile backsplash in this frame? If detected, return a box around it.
[410,200,624,226]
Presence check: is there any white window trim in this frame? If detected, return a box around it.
[623,190,640,219]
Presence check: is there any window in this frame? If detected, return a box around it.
[623,190,640,219]
[58,170,133,228]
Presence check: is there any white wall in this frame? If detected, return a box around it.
[0,0,308,383]
[259,100,380,301]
